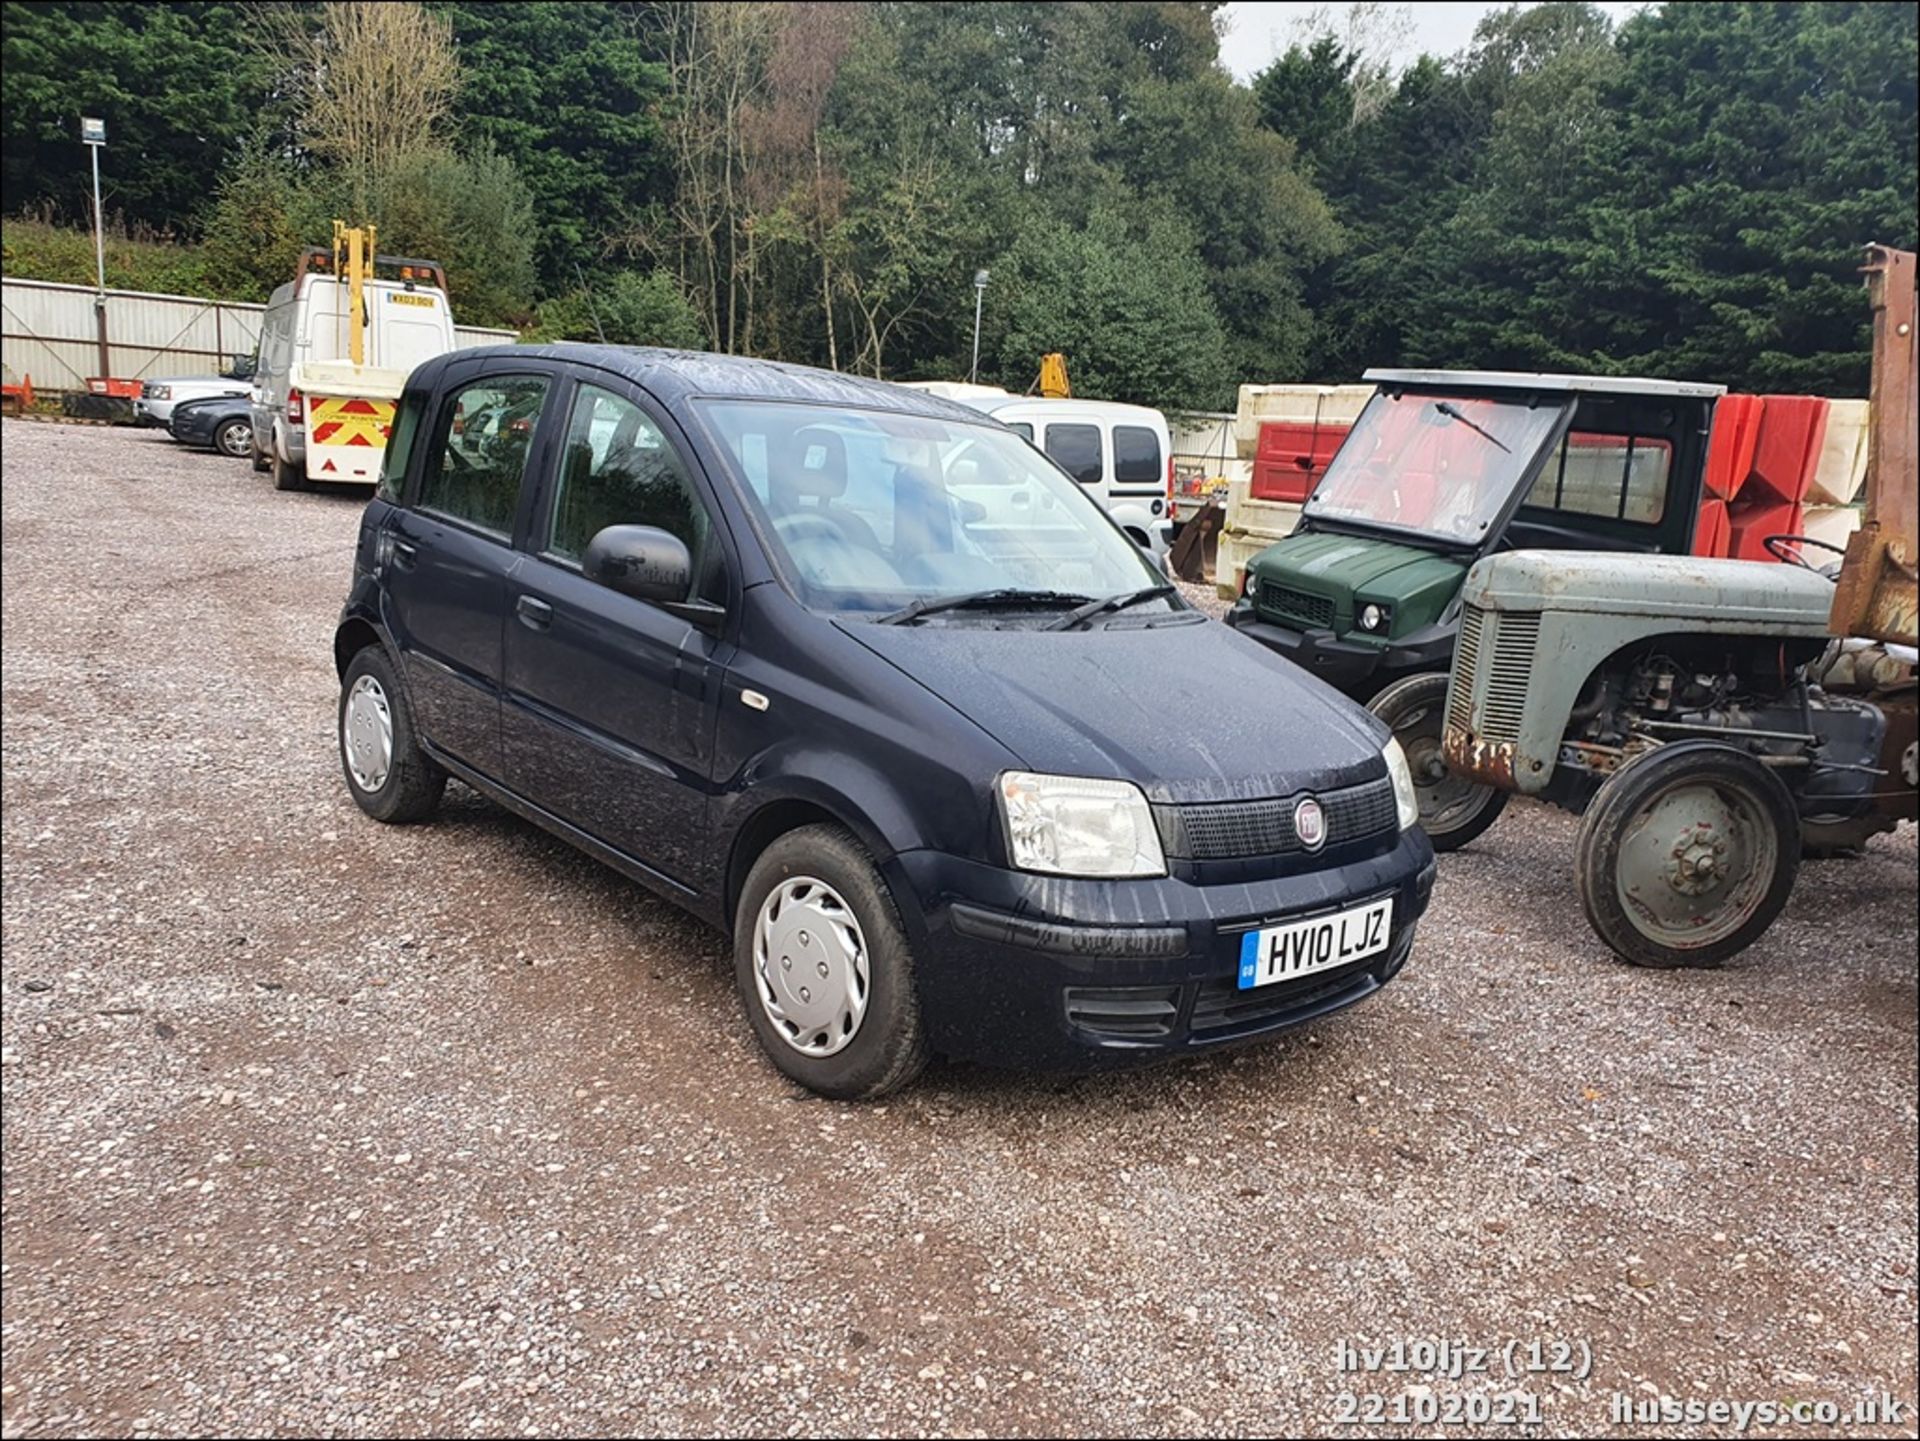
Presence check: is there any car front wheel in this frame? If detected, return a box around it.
[338,646,446,823]
[734,824,928,1100]
[215,418,252,458]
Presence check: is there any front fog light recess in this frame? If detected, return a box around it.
[1383,738,1421,831]
[999,771,1166,878]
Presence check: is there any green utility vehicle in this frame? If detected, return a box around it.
[1227,370,1723,849]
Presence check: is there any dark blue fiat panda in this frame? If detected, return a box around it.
[334,346,1434,1099]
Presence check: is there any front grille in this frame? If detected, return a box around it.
[1482,611,1541,741]
[1449,604,1485,730]
[1156,775,1399,860]
[1064,985,1180,1039]
[1189,960,1376,1035]
[1260,582,1335,630]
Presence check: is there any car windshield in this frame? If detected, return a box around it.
[699,400,1167,619]
[1303,390,1572,545]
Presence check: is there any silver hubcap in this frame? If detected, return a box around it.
[342,675,393,793]
[1616,780,1774,948]
[752,877,869,1057]
[218,422,251,457]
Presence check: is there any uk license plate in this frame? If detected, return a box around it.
[1236,897,1393,990]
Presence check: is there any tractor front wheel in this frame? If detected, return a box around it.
[1575,740,1799,969]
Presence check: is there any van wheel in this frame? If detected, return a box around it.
[338,646,445,823]
[1575,741,1798,969]
[273,450,305,492]
[734,824,928,1100]
[1368,673,1506,851]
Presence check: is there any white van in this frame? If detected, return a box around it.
[939,392,1176,560]
[250,253,457,490]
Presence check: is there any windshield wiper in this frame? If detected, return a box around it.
[1434,401,1511,453]
[1041,584,1177,631]
[874,588,1094,625]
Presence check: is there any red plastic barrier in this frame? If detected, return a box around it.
[1702,394,1764,502]
[1744,395,1829,504]
[1692,498,1731,558]
[1250,419,1349,503]
[1726,493,1803,561]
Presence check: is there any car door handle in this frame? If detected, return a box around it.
[516,595,554,630]
[390,539,418,570]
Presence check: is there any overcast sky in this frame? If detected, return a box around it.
[1216,2,1651,82]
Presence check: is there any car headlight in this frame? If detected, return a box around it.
[1357,601,1392,633]
[998,771,1166,878]
[152,386,171,400]
[1383,738,1421,831]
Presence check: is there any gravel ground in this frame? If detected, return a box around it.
[3,419,1916,1439]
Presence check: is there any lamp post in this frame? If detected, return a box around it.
[969,268,990,385]
[80,116,109,383]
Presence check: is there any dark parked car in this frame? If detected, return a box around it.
[334,345,1434,1098]
[168,393,254,457]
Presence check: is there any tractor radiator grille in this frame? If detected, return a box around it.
[1481,611,1542,742]
[1449,604,1484,731]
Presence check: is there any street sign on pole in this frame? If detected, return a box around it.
[81,117,109,381]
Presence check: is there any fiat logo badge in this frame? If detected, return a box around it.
[1294,796,1326,850]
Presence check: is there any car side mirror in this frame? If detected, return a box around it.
[225,354,257,381]
[583,525,693,604]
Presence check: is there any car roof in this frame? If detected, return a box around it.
[433,344,996,424]
[1364,368,1726,400]
[962,394,1169,423]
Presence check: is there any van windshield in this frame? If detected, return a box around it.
[1303,390,1572,545]
[699,401,1164,618]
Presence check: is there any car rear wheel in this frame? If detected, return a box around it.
[734,824,928,1100]
[338,646,445,823]
[1368,673,1507,851]
[1575,740,1798,969]
[215,418,252,459]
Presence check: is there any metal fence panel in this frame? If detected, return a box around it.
[3,277,517,391]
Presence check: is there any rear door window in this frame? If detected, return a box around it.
[416,374,551,537]
[1113,424,1162,485]
[1044,423,1104,485]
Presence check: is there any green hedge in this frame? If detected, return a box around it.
[1,218,219,298]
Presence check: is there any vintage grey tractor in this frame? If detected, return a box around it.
[1439,244,1918,970]
[1441,550,1914,968]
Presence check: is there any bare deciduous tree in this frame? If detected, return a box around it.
[257,0,460,213]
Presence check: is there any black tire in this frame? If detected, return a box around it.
[273,446,305,492]
[734,824,929,1100]
[1798,812,1892,858]
[338,646,446,824]
[250,432,270,473]
[1575,741,1799,969]
[215,418,252,459]
[1368,672,1507,852]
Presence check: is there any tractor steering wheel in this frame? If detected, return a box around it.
[1763,533,1847,575]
